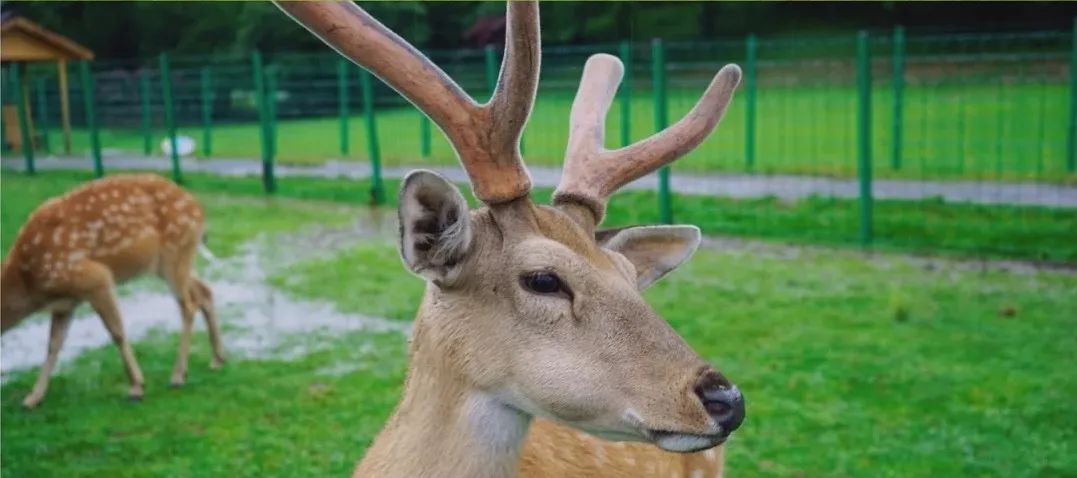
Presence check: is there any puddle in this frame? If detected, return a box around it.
[1,218,410,381]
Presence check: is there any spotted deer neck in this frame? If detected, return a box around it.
[355,289,532,478]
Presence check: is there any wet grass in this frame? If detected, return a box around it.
[1,172,1075,476]
[3,228,1073,476]
[275,239,1077,477]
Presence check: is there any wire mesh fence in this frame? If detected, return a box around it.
[3,25,1075,261]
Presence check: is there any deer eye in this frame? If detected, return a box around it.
[521,272,564,295]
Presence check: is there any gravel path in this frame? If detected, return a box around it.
[4,155,1075,208]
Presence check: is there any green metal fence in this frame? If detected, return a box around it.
[2,26,1075,256]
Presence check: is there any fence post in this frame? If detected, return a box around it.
[484,45,498,97]
[58,60,72,155]
[266,66,278,160]
[200,67,213,157]
[420,115,431,160]
[252,51,275,193]
[419,49,433,160]
[652,39,672,224]
[619,40,633,147]
[856,31,874,246]
[159,53,181,182]
[34,77,51,155]
[140,71,152,155]
[0,67,7,154]
[12,64,35,174]
[337,59,350,156]
[1067,17,1077,172]
[79,60,103,178]
[361,70,384,205]
[891,26,905,171]
[745,34,757,171]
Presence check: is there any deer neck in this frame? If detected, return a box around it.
[356,290,531,478]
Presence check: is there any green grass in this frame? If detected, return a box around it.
[5,170,1075,262]
[276,241,1077,477]
[63,83,1076,184]
[4,230,1073,476]
[0,328,410,477]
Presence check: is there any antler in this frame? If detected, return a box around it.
[554,54,742,225]
[275,1,540,204]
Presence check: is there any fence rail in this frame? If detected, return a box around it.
[3,25,1076,256]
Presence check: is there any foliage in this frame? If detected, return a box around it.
[5,2,1074,61]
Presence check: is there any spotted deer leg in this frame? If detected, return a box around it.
[82,264,145,401]
[191,277,225,369]
[22,309,74,409]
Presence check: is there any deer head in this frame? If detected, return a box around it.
[276,0,743,465]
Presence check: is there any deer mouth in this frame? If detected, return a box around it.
[616,408,729,452]
[646,429,728,453]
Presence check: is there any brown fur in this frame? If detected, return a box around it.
[1,174,224,408]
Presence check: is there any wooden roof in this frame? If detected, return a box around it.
[1,16,94,62]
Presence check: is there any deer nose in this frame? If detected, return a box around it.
[694,370,745,435]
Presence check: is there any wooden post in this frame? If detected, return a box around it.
[57,59,72,155]
[12,63,35,173]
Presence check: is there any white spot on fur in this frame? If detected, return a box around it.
[704,448,716,461]
[691,470,704,478]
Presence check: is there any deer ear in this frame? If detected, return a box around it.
[598,225,701,290]
[398,170,473,284]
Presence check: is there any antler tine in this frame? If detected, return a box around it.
[555,54,625,222]
[554,60,742,225]
[487,1,541,146]
[275,1,540,204]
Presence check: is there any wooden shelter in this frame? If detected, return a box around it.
[2,14,94,154]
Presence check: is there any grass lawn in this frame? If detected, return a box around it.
[1,184,1074,477]
[5,170,1075,263]
[58,83,1076,184]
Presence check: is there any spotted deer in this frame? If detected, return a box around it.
[1,174,225,408]
[277,1,743,477]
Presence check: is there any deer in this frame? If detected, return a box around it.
[276,1,743,477]
[1,173,225,409]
